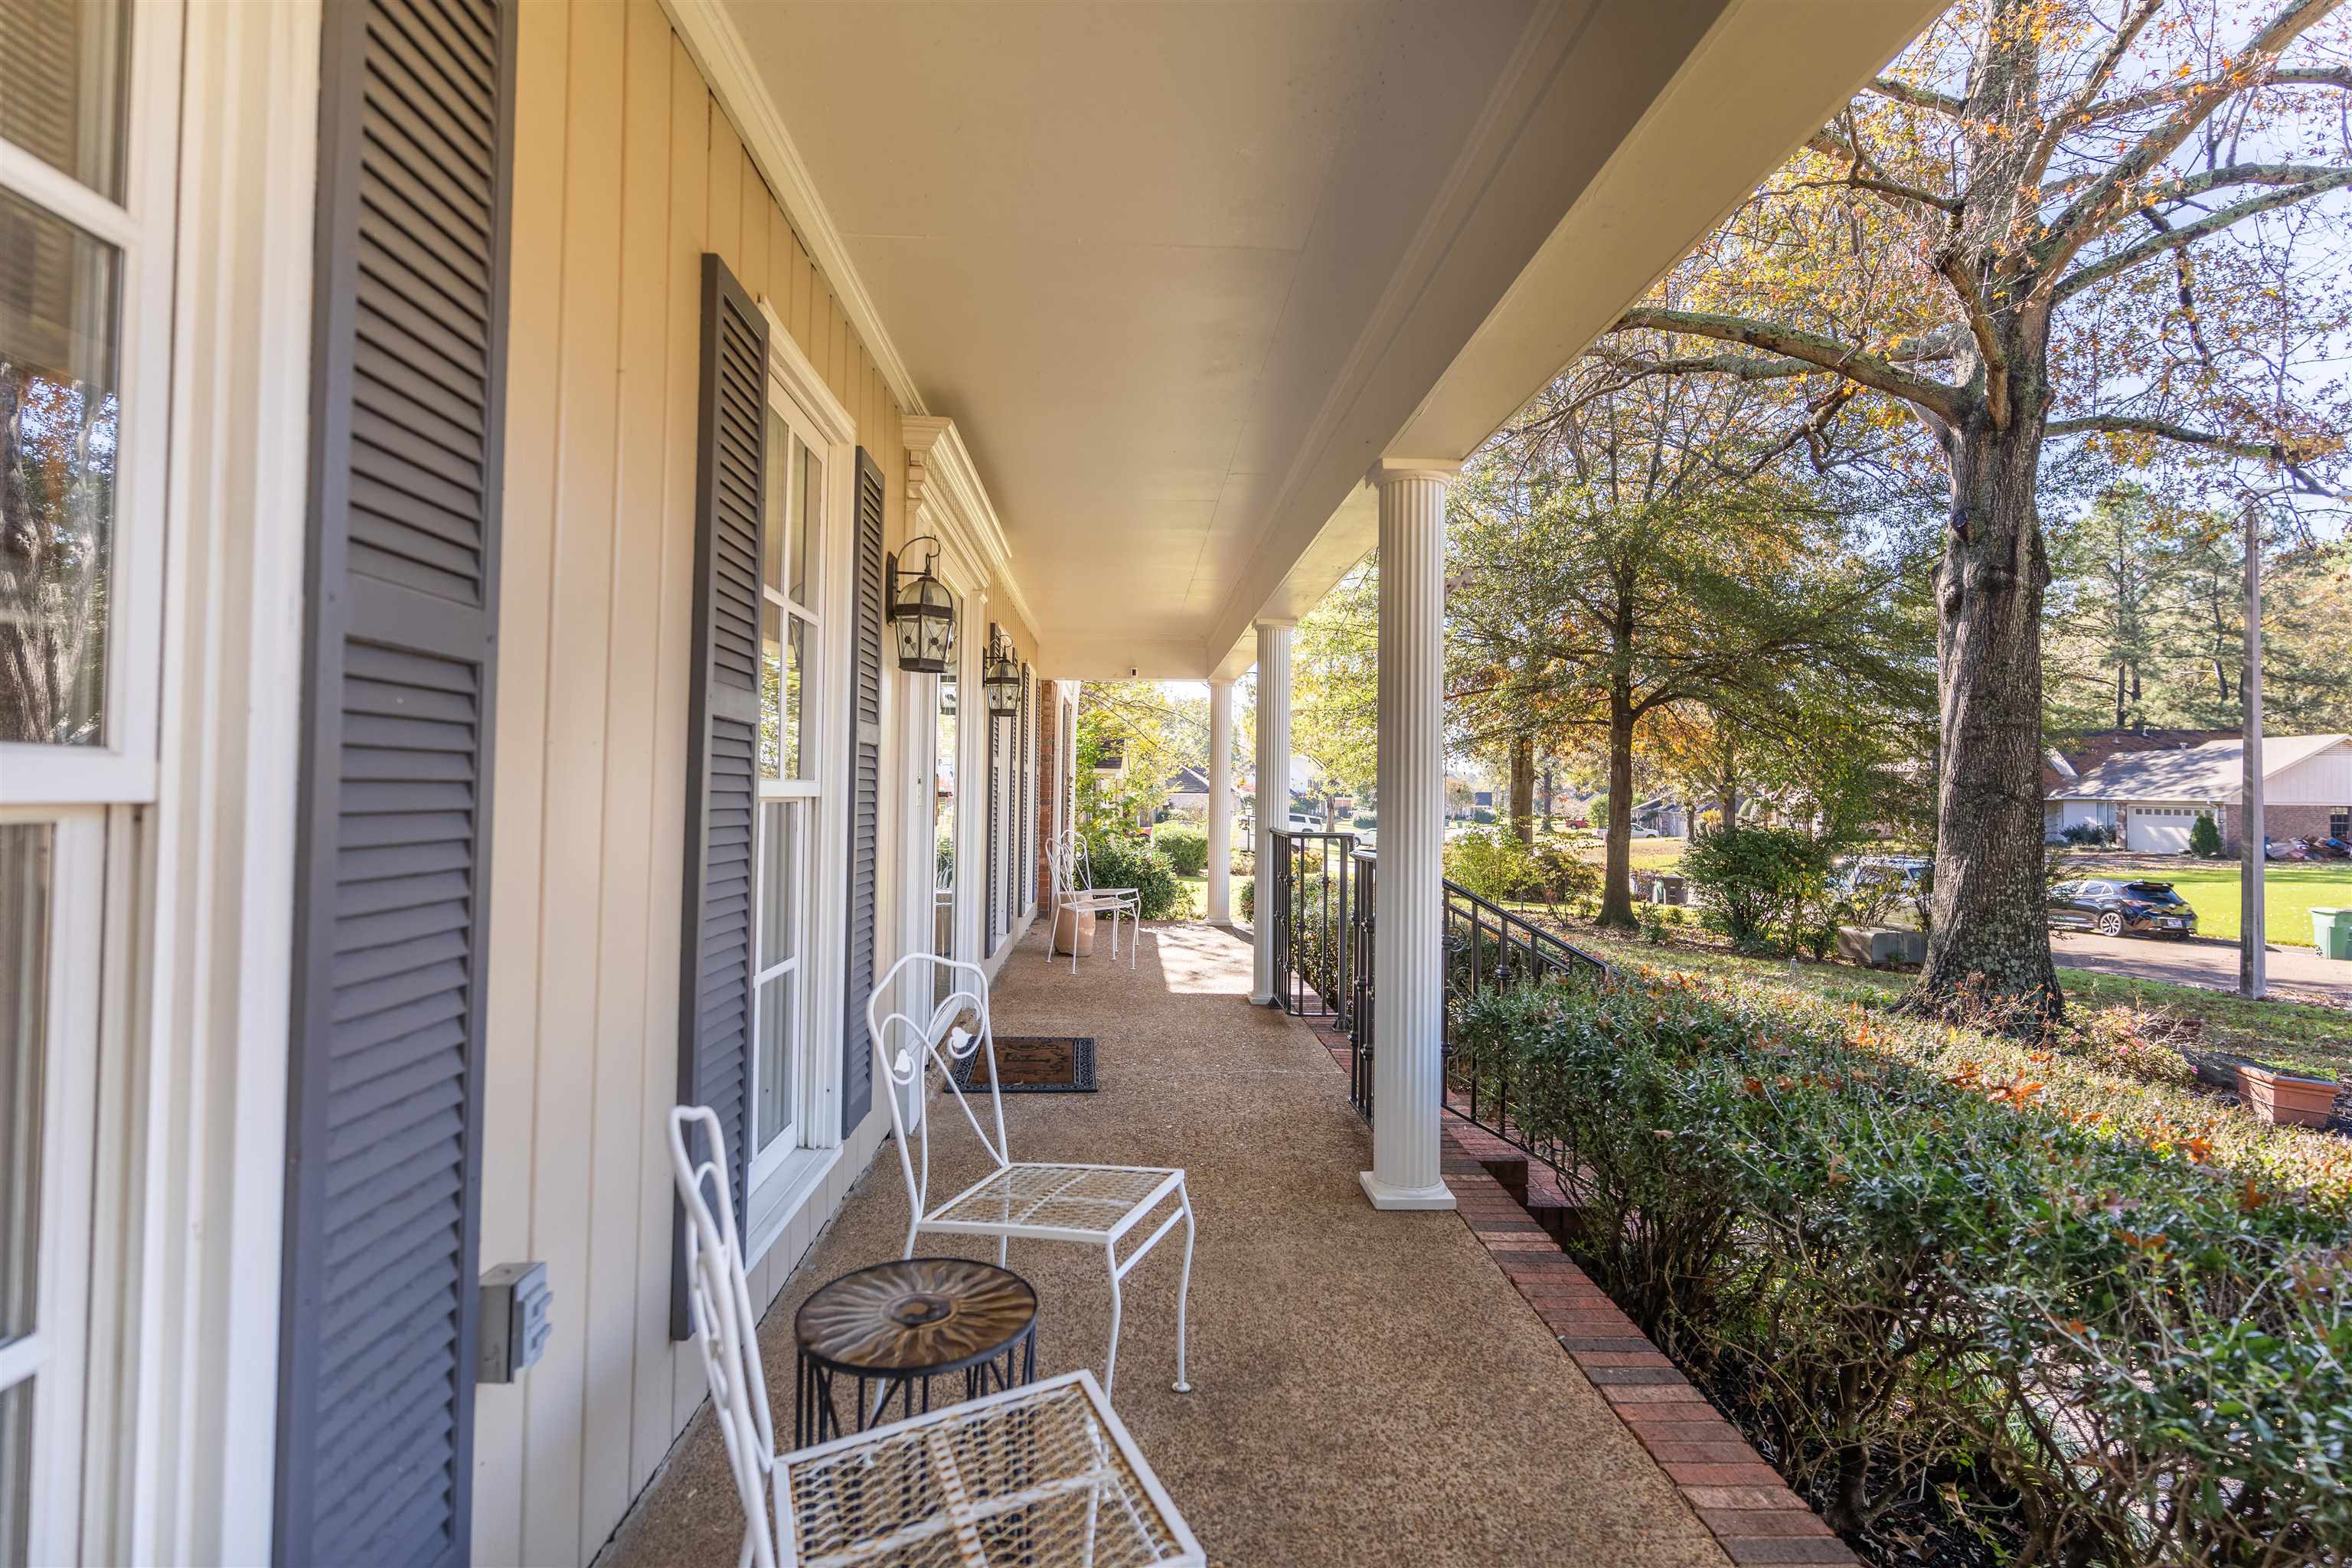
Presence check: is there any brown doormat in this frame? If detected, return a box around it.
[951,1037,1097,1094]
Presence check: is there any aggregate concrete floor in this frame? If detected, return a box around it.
[600,921,1726,1568]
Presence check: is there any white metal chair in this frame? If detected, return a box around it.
[871,952,1194,1397]
[1047,830,1142,972]
[667,1105,790,1568]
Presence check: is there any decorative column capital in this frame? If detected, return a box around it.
[1367,456,1462,488]
[1253,616,1296,632]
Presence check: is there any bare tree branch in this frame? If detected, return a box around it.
[1865,74,1966,116]
[1934,245,2011,428]
[2032,0,2343,285]
[1609,307,1967,421]
[2027,0,2169,190]
[1803,129,1964,213]
[2053,169,2352,299]
[2045,412,2341,475]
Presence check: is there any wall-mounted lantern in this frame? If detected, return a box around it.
[885,535,956,674]
[983,626,1021,720]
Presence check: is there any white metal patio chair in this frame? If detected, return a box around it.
[666,1105,790,1568]
[871,952,1195,1397]
[1046,830,1142,972]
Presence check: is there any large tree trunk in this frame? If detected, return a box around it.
[1912,407,2062,1022]
[1599,686,1638,929]
[1508,733,1536,844]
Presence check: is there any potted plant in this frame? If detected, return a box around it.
[2235,1063,2341,1129]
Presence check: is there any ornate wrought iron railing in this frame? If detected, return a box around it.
[1259,844,1613,1168]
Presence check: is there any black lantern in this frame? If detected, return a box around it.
[884,536,956,674]
[983,628,1021,720]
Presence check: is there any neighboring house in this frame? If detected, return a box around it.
[1165,763,1212,815]
[0,2,1943,1562]
[2047,735,2352,853]
[1633,795,1690,837]
[2040,727,2236,803]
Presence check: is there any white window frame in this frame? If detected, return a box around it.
[0,5,182,805]
[741,302,858,1261]
[0,806,106,1564]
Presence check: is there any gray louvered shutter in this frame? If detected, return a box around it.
[1020,664,1034,913]
[841,450,885,1130]
[277,0,516,1561]
[986,624,1002,948]
[672,253,766,1338]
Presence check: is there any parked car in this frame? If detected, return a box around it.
[2045,878,2198,939]
[1284,812,1326,833]
[1628,824,1661,838]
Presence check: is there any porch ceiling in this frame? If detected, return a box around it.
[704,0,1941,680]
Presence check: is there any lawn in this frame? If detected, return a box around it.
[1565,924,2352,1083]
[2064,860,2352,951]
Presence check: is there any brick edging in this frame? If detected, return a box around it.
[1306,1021,1857,1566]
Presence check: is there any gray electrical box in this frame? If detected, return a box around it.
[478,1262,554,1383]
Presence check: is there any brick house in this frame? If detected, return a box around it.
[2047,735,2352,854]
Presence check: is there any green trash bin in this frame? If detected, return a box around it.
[2313,907,2352,962]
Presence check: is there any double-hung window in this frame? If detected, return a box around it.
[2,0,176,1559]
[750,400,827,1186]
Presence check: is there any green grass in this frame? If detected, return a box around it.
[1174,871,1251,920]
[2063,861,2352,951]
[1564,924,2352,1083]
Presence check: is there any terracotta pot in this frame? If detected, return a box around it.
[1051,903,1096,957]
[2236,1063,2341,1129]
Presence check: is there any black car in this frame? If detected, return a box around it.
[2045,878,2198,939]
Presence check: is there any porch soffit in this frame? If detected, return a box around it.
[691,0,1941,682]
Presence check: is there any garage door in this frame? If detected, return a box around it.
[2129,808,2194,854]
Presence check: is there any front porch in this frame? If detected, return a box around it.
[603,921,1740,1568]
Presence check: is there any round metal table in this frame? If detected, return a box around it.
[792,1256,1039,1447]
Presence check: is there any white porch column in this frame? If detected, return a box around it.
[1364,460,1459,1210]
[1249,620,1293,1004]
[1206,678,1235,923]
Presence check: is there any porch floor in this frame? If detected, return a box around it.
[601,921,1727,1568]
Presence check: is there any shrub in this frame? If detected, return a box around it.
[2062,821,2117,846]
[1459,978,2352,1564]
[1680,825,1838,952]
[1468,807,1495,825]
[1236,877,1253,923]
[1080,834,1181,920]
[1352,813,1377,831]
[1151,822,1209,877]
[2191,810,2224,857]
[1443,829,1599,908]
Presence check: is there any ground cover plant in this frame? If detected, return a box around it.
[1458,976,2352,1566]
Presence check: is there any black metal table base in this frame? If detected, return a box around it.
[792,1329,1038,1449]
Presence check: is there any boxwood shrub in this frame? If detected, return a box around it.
[1151,822,1209,877]
[1079,834,1181,920]
[1458,977,2352,1566]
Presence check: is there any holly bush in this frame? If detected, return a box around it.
[1459,978,2352,1565]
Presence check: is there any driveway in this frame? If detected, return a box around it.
[2052,931,2352,1007]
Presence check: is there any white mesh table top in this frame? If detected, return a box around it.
[929,1165,1180,1240]
[782,1370,1204,1567]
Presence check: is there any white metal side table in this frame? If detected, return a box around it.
[778,1369,1204,1568]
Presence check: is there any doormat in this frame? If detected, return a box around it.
[951,1037,1098,1094]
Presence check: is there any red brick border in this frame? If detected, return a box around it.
[1308,1020,1857,1566]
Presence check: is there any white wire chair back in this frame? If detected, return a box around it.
[869,952,1013,1254]
[665,1105,788,1568]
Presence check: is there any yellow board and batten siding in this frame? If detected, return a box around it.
[471,4,1035,1563]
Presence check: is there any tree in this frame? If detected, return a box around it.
[1291,557,1380,823]
[1589,0,2352,1017]
[2044,485,2177,730]
[1449,372,1918,928]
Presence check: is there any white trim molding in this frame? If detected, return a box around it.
[659,0,925,418]
[901,416,1027,626]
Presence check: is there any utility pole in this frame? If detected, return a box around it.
[2239,510,2265,1000]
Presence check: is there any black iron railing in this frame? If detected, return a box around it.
[1259,843,1612,1167]
[1266,829,1357,1020]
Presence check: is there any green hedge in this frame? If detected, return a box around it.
[1457,978,2352,1566]
[1152,822,1209,877]
[1442,828,1598,907]
[1080,835,1181,920]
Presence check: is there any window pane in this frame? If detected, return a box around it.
[0,0,129,200]
[0,825,51,1347]
[761,410,786,595]
[790,434,813,606]
[2,191,119,746]
[759,602,782,779]
[753,969,796,1152]
[781,615,805,781]
[0,1376,30,1567]
[757,801,796,971]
